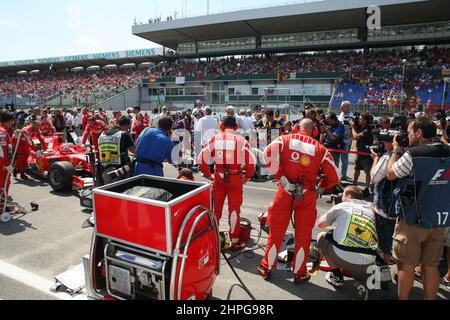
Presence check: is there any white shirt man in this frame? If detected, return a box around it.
[194,110,218,146]
[239,111,254,134]
[65,112,75,127]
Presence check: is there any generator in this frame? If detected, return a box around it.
[83,175,220,300]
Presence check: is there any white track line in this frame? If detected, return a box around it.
[244,185,277,192]
[0,260,87,300]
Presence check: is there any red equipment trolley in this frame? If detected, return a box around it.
[83,175,220,300]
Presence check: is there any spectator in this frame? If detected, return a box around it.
[193,106,218,156]
[52,110,66,133]
[337,101,354,181]
[239,109,254,138]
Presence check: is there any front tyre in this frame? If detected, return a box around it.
[48,161,75,192]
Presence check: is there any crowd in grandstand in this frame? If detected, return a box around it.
[154,47,450,79]
[0,67,150,103]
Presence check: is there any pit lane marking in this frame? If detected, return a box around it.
[244,186,277,192]
[0,259,87,300]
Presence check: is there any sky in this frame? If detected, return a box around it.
[0,0,314,62]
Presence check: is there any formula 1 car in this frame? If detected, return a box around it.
[28,133,96,192]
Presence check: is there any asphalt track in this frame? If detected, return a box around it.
[0,159,449,301]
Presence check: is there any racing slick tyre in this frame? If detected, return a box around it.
[48,161,75,192]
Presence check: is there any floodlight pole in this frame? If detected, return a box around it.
[401,59,407,115]
[442,77,449,110]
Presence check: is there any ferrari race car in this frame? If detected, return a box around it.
[28,133,96,192]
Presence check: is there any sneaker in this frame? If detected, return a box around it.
[354,284,369,300]
[294,271,311,285]
[340,176,350,182]
[325,271,344,288]
[258,265,271,281]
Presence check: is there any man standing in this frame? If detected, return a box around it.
[82,117,109,151]
[39,110,56,137]
[337,101,354,181]
[81,108,91,132]
[387,116,450,300]
[198,116,255,250]
[351,113,374,197]
[262,110,281,145]
[321,112,345,166]
[258,119,340,283]
[194,106,218,158]
[65,109,76,144]
[98,116,136,185]
[0,113,15,211]
[23,117,48,150]
[73,109,83,137]
[239,109,254,139]
[134,117,177,177]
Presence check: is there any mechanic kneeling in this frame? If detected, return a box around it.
[97,116,136,185]
[316,186,379,300]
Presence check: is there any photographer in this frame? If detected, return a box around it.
[321,112,345,166]
[369,132,398,265]
[350,113,374,197]
[316,186,378,300]
[379,117,391,131]
[98,116,136,185]
[386,115,450,300]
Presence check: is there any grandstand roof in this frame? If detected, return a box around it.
[132,0,450,51]
[0,48,165,73]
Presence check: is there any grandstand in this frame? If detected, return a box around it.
[1,0,450,113]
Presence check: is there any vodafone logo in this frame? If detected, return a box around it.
[291,152,300,162]
[429,169,450,186]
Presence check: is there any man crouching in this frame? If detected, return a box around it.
[316,186,379,300]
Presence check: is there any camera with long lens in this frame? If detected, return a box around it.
[370,128,409,156]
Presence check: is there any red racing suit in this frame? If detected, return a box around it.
[0,125,12,208]
[260,130,340,277]
[39,119,55,137]
[12,128,36,174]
[82,120,108,150]
[199,130,256,240]
[132,121,148,141]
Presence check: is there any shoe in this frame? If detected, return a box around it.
[325,271,344,288]
[362,188,371,198]
[258,265,271,281]
[443,276,450,287]
[20,173,29,180]
[340,176,350,182]
[294,271,311,285]
[354,284,369,300]
[230,240,246,251]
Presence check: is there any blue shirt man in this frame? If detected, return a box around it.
[322,113,345,167]
[134,117,176,177]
